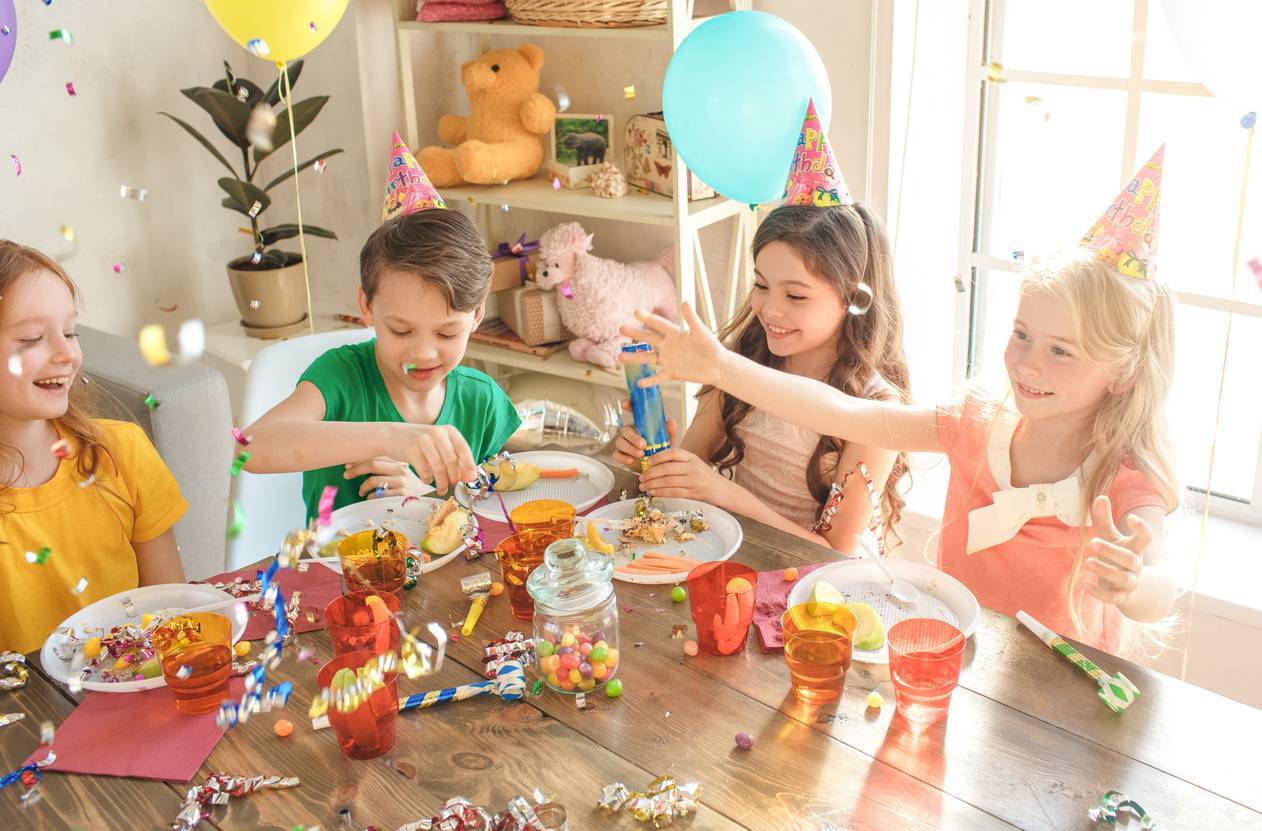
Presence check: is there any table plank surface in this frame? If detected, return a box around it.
[3,454,1259,830]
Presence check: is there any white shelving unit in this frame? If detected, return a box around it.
[391,0,756,428]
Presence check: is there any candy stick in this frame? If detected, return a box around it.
[311,662,525,730]
[1016,611,1140,713]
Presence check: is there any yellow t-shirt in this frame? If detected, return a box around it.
[0,420,187,653]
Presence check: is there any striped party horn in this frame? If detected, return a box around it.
[312,661,526,730]
[1016,611,1140,713]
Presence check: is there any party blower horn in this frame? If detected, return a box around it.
[460,572,494,637]
[311,661,526,730]
[1016,611,1139,713]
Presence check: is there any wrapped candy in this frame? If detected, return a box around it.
[397,793,565,831]
[1088,789,1157,829]
[483,632,536,680]
[171,773,299,831]
[598,776,700,827]
[1,652,29,691]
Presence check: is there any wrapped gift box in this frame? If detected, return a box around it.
[489,239,540,294]
[499,284,572,346]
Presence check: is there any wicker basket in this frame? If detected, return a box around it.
[505,0,668,28]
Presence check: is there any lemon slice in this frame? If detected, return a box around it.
[844,601,885,650]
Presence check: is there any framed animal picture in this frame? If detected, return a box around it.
[546,113,615,189]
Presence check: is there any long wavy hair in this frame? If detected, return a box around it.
[703,205,912,542]
[0,241,110,509]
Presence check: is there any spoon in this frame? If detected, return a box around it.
[855,534,920,604]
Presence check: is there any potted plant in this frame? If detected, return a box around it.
[161,60,342,336]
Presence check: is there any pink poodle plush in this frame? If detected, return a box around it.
[535,221,678,368]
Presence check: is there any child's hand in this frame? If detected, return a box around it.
[639,447,729,505]
[610,398,678,469]
[395,424,477,494]
[618,302,726,388]
[345,457,430,499]
[1084,495,1152,606]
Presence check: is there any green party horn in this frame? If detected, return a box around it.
[1016,611,1139,713]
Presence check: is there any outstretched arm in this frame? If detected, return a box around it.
[620,303,943,454]
[1085,499,1177,623]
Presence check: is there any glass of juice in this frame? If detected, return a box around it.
[780,601,857,703]
[337,529,408,595]
[317,650,399,759]
[151,612,234,715]
[496,529,564,619]
[508,499,577,536]
[887,617,965,726]
[325,591,400,657]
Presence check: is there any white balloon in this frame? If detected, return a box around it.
[1160,0,1262,109]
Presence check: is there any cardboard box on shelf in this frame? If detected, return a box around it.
[499,284,572,346]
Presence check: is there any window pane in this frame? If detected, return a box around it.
[998,0,1132,78]
[984,83,1126,260]
[968,268,1021,389]
[1137,93,1262,301]
[1143,2,1202,83]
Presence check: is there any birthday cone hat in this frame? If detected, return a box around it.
[383,130,445,222]
[1079,145,1164,280]
[782,99,853,208]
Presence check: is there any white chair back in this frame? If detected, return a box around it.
[226,327,375,569]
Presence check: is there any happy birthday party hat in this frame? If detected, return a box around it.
[782,99,853,208]
[1079,145,1164,280]
[383,130,445,222]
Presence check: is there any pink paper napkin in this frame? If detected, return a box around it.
[25,679,243,782]
[753,563,832,651]
[200,563,343,641]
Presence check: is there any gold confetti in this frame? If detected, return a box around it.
[623,84,636,100]
[138,324,171,366]
[59,225,75,242]
[986,62,1004,83]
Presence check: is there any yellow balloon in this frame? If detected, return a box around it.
[202,0,349,64]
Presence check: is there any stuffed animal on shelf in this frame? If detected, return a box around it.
[535,221,677,368]
[418,44,556,187]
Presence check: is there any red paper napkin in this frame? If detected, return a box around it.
[753,563,833,651]
[200,563,343,641]
[25,679,243,782]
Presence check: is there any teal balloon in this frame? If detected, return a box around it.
[663,11,831,205]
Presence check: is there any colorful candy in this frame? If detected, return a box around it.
[782,567,799,581]
[605,678,623,698]
[273,719,294,737]
[683,640,698,656]
[734,731,754,750]
[670,586,687,603]
[866,690,884,709]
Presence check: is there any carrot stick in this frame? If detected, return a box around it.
[540,468,579,479]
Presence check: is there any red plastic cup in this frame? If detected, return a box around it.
[686,561,757,655]
[317,651,399,759]
[496,529,563,620]
[887,618,965,726]
[325,591,400,657]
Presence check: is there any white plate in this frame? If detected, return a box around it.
[456,451,615,523]
[787,559,980,664]
[583,498,743,585]
[323,496,471,573]
[40,583,247,693]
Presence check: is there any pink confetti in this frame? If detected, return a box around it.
[65,82,76,96]
[112,262,127,274]
[317,485,336,527]
[232,427,251,447]
[552,177,561,190]
[309,21,317,32]
[401,496,419,507]
[313,159,327,174]
[9,154,20,176]
[1248,257,1262,277]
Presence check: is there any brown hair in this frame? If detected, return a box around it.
[704,204,912,543]
[359,211,493,311]
[0,241,110,498]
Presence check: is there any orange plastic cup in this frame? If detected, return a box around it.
[496,529,565,619]
[780,602,857,703]
[151,612,233,715]
[508,499,576,536]
[337,529,408,595]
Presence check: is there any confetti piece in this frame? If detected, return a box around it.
[235,86,248,102]
[247,38,269,57]
[317,485,336,527]
[403,362,417,373]
[227,501,246,538]
[623,84,636,100]
[249,298,262,309]
[24,547,51,565]
[576,692,587,710]
[552,177,561,190]
[158,303,178,313]
[50,439,69,459]
[230,451,251,477]
[59,225,74,242]
[39,721,54,746]
[9,154,19,176]
[144,393,160,409]
[138,324,172,366]
[250,251,262,265]
[71,577,88,594]
[499,203,509,212]
[112,262,126,274]
[248,200,263,218]
[595,114,604,124]
[178,319,205,361]
[671,624,686,639]
[65,82,76,96]
[1012,250,1024,261]
[531,679,542,696]
[119,185,147,201]
[78,474,95,488]
[232,428,252,446]
[1243,112,1257,130]
[49,29,72,44]
[309,21,317,33]
[1,25,10,36]
[1023,95,1042,105]
[986,62,1004,82]
[549,83,570,113]
[312,158,328,174]
[175,665,192,680]
[7,354,21,376]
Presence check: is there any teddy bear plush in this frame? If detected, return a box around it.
[535,221,677,368]
[418,44,556,187]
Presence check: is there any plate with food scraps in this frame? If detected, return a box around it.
[455,450,615,522]
[40,583,248,693]
[582,497,743,585]
[786,559,980,664]
[316,496,475,573]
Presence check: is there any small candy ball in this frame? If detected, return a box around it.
[735,731,755,750]
[536,640,555,657]
[592,631,606,643]
[589,646,608,663]
[605,678,624,698]
[594,639,609,650]
[580,664,594,680]
[578,632,592,644]
[670,586,687,603]
[21,769,37,788]
[274,718,294,737]
[234,641,252,658]
[591,661,608,680]
[560,632,577,648]
[579,679,596,691]
[547,671,561,687]
[866,690,885,709]
[782,567,799,581]
[579,642,593,656]
[557,646,573,656]
[568,668,582,684]
[489,581,505,597]
[604,648,619,667]
[560,678,576,691]
[683,640,699,656]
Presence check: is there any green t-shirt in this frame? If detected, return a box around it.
[298,339,520,520]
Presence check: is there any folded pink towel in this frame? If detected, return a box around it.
[418,1,507,21]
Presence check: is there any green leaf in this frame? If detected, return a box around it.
[253,96,329,164]
[181,87,251,148]
[217,177,271,217]
[158,112,238,177]
[258,223,338,247]
[263,59,303,107]
[212,77,265,110]
[263,148,344,192]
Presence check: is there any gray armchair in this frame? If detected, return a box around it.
[78,326,233,579]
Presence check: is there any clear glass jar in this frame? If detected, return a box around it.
[526,537,619,694]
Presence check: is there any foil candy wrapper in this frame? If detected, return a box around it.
[1,652,29,691]
[598,776,699,827]
[1088,789,1157,829]
[171,773,299,831]
[397,793,564,831]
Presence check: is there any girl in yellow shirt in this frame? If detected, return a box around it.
[0,242,188,654]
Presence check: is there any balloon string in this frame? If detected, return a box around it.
[1180,121,1254,682]
[280,60,315,335]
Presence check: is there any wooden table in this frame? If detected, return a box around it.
[4,458,1261,830]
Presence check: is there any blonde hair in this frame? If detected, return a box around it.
[1021,248,1179,644]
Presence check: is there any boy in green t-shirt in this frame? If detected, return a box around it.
[243,209,520,519]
